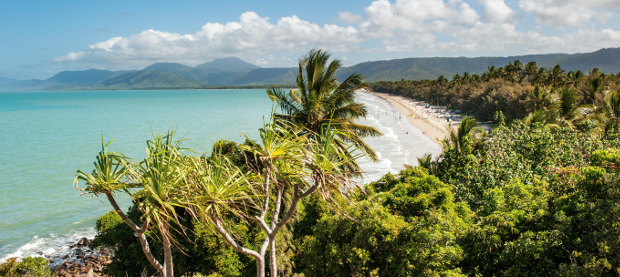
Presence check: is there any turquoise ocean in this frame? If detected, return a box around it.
[0,89,441,261]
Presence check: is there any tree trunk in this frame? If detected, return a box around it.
[269,238,277,277]
[138,231,165,277]
[162,225,174,277]
[210,214,265,277]
[105,193,165,276]
[256,257,265,277]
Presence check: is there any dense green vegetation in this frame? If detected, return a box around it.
[370,61,620,123]
[0,257,51,277]
[87,116,620,276]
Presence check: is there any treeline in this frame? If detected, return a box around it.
[369,61,620,122]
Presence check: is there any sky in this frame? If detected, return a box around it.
[1,0,619,80]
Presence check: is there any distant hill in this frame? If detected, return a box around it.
[195,57,260,72]
[2,48,618,91]
[45,69,115,86]
[339,49,620,82]
[143,63,209,81]
[232,68,297,85]
[546,48,620,73]
[97,70,207,89]
[0,77,21,87]
[337,54,571,82]
[1,79,44,91]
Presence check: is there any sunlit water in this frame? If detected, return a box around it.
[0,89,441,261]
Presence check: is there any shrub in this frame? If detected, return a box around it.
[0,257,50,277]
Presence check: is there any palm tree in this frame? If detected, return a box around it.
[512,60,524,82]
[75,132,186,277]
[549,65,566,87]
[267,49,382,162]
[524,61,538,82]
[441,117,483,156]
[523,85,558,113]
[523,110,557,128]
[556,88,584,128]
[416,153,435,173]
[599,89,620,132]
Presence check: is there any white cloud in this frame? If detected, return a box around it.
[55,11,362,69]
[519,0,615,27]
[338,11,364,24]
[52,1,620,72]
[479,0,517,24]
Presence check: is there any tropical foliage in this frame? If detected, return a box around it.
[267,49,382,162]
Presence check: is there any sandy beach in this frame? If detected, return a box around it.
[366,91,462,145]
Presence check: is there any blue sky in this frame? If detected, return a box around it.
[2,0,619,80]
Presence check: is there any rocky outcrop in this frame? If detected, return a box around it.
[51,238,114,277]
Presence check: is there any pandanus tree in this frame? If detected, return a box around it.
[267,49,382,164]
[75,132,187,277]
[190,117,364,277]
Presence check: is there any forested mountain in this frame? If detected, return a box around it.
[194,57,260,72]
[95,70,207,89]
[337,49,620,82]
[232,67,297,86]
[2,48,618,91]
[142,63,210,81]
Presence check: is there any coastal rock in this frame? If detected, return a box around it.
[78,237,91,247]
[50,237,113,277]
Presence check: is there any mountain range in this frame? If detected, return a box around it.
[2,48,619,91]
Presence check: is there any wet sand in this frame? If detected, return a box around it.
[367,91,462,145]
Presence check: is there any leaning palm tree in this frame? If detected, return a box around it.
[75,132,187,277]
[267,49,382,162]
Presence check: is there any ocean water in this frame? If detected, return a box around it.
[0,89,441,261]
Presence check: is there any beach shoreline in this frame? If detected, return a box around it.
[365,91,461,146]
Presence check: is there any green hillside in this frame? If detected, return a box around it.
[97,70,206,89]
[195,57,260,72]
[233,68,297,85]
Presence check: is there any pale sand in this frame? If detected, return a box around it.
[367,91,462,146]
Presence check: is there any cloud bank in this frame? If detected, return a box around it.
[55,0,620,70]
